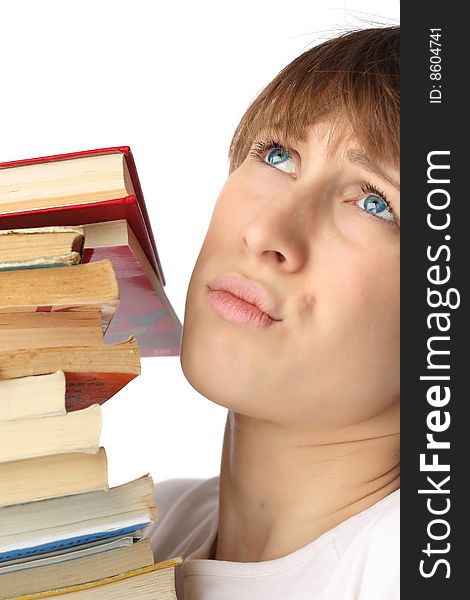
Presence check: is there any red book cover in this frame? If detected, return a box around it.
[65,371,138,412]
[0,146,166,285]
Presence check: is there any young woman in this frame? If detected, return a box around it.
[145,25,400,600]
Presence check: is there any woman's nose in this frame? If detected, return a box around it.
[240,193,312,272]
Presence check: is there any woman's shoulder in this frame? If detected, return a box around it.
[331,489,400,599]
[360,488,399,551]
[142,476,220,562]
[340,488,400,560]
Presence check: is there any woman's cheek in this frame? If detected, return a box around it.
[335,200,400,247]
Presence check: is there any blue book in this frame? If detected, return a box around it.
[0,475,156,563]
[0,523,148,563]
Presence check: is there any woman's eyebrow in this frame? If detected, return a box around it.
[346,149,400,191]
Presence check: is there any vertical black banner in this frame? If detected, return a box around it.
[401,2,467,596]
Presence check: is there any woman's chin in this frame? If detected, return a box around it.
[180,329,254,415]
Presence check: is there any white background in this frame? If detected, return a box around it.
[0,1,399,487]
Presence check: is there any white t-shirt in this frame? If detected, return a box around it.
[143,477,399,600]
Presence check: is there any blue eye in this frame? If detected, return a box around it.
[267,147,290,166]
[357,186,397,225]
[250,140,296,175]
[265,147,295,174]
[364,194,389,215]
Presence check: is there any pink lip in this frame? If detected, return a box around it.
[206,273,282,329]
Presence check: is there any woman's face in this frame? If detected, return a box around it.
[180,119,400,430]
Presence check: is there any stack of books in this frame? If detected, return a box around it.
[0,148,183,598]
[0,146,181,359]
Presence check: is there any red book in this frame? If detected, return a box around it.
[0,146,166,285]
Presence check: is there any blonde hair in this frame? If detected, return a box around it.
[228,26,399,174]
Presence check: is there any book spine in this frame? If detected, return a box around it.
[123,149,165,285]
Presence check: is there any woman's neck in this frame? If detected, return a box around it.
[214,405,400,562]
